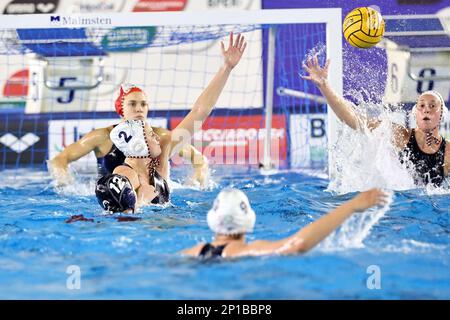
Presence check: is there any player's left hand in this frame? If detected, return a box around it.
[221,32,246,69]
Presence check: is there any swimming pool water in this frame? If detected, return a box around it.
[0,167,449,299]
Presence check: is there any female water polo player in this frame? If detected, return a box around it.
[181,188,388,258]
[47,126,209,187]
[95,32,247,212]
[302,55,449,187]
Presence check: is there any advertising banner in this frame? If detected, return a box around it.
[170,114,287,166]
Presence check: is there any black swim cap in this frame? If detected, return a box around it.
[95,174,136,213]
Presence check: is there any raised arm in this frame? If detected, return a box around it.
[241,189,389,256]
[170,32,246,148]
[302,56,364,130]
[47,128,108,185]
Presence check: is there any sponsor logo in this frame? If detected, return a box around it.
[69,0,125,13]
[207,0,256,9]
[289,114,327,168]
[170,115,287,166]
[36,2,55,12]
[101,27,157,52]
[207,0,241,8]
[3,0,58,14]
[49,15,112,26]
[49,15,60,25]
[0,133,40,153]
[0,119,48,165]
[3,69,29,97]
[132,0,187,12]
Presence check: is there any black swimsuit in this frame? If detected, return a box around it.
[97,144,126,177]
[199,243,227,258]
[399,129,446,186]
[96,124,170,204]
[96,124,126,177]
[149,169,170,204]
[122,163,170,205]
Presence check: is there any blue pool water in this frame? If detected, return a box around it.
[0,166,449,299]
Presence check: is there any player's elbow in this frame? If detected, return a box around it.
[277,237,309,255]
[296,240,309,254]
[191,102,212,119]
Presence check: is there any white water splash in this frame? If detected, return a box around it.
[383,239,447,254]
[53,177,97,196]
[169,166,218,191]
[328,103,417,194]
[1,169,50,188]
[303,42,326,64]
[318,190,394,251]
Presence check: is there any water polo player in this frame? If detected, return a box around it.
[181,188,389,258]
[96,32,247,212]
[302,56,449,187]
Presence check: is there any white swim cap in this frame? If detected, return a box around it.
[412,90,448,122]
[110,120,151,158]
[207,188,256,235]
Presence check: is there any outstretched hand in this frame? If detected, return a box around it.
[47,159,75,187]
[221,32,246,70]
[301,54,330,87]
[351,188,390,212]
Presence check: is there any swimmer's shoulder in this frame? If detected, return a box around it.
[71,126,113,155]
[223,240,278,258]
[180,243,206,257]
[85,126,116,154]
[89,125,114,141]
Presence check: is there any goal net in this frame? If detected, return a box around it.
[0,9,343,176]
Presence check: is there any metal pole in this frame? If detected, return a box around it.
[262,26,276,170]
[277,87,328,104]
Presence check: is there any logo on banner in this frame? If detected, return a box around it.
[69,0,125,13]
[101,27,157,52]
[132,0,187,12]
[0,133,40,153]
[3,69,29,97]
[170,115,287,166]
[49,15,112,26]
[0,119,47,165]
[3,0,59,14]
[49,15,60,25]
[289,114,327,168]
[207,0,254,9]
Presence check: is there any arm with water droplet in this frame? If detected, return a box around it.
[242,189,389,256]
[301,55,367,131]
[47,127,110,186]
[288,189,389,253]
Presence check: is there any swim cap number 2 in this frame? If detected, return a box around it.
[118,131,132,143]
